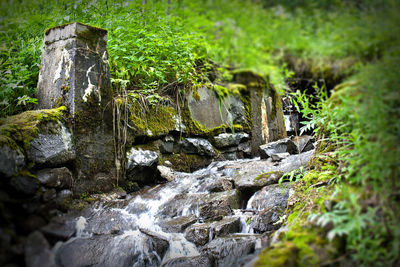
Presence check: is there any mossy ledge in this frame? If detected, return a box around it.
[0,106,67,151]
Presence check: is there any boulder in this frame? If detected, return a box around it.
[185,223,212,246]
[10,175,39,195]
[247,183,290,211]
[40,214,77,242]
[187,86,246,129]
[157,165,176,182]
[250,206,284,233]
[36,167,73,189]
[0,138,25,177]
[271,152,290,162]
[24,231,56,267]
[160,215,197,233]
[161,255,210,267]
[27,122,75,166]
[126,148,159,184]
[258,138,290,159]
[199,190,240,220]
[55,230,169,267]
[212,217,240,237]
[181,138,216,157]
[213,133,249,148]
[289,135,315,153]
[202,235,258,266]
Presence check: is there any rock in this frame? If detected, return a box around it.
[258,138,290,159]
[83,209,136,236]
[40,216,77,242]
[289,135,314,153]
[55,230,168,267]
[163,160,173,167]
[271,152,290,162]
[126,148,159,184]
[181,138,216,157]
[27,122,75,166]
[10,175,39,195]
[205,177,234,192]
[161,255,210,267]
[199,190,240,220]
[238,141,252,156]
[160,215,197,233]
[185,223,211,246]
[157,165,176,182]
[56,189,72,210]
[202,235,258,266]
[20,215,47,233]
[187,86,246,129]
[223,152,238,160]
[24,231,56,267]
[250,206,284,233]
[213,133,249,148]
[42,188,57,202]
[36,167,73,189]
[160,141,174,154]
[212,217,240,237]
[0,139,25,177]
[247,183,290,211]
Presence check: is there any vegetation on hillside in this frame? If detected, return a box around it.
[1,0,399,265]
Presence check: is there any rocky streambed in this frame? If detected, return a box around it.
[27,148,313,267]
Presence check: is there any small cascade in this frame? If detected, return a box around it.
[51,150,313,267]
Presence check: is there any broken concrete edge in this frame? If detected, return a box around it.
[44,22,107,45]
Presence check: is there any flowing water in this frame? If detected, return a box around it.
[50,151,313,267]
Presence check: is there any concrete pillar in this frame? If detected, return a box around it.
[37,23,115,194]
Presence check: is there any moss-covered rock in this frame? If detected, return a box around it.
[160,153,212,172]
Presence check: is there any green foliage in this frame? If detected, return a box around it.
[291,48,400,265]
[2,0,399,117]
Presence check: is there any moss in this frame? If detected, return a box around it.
[255,170,284,181]
[160,153,212,172]
[128,100,176,137]
[0,106,67,151]
[17,169,37,179]
[255,242,298,267]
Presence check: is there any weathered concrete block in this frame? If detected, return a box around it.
[37,22,111,113]
[37,23,115,194]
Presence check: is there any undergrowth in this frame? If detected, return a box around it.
[1,0,399,116]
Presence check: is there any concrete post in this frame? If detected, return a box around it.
[37,23,115,194]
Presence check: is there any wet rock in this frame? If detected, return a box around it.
[85,209,136,235]
[233,165,282,192]
[157,165,176,182]
[185,223,211,246]
[223,152,238,160]
[126,148,159,184]
[27,122,75,166]
[214,133,249,148]
[0,139,25,177]
[160,215,197,233]
[200,190,240,220]
[24,231,56,267]
[205,177,234,193]
[56,230,168,267]
[139,228,170,255]
[202,235,257,266]
[161,255,210,267]
[271,152,290,162]
[213,217,240,237]
[277,150,314,174]
[259,138,290,159]
[36,167,73,189]
[250,206,284,233]
[247,183,290,211]
[238,141,251,155]
[181,138,216,157]
[10,175,39,195]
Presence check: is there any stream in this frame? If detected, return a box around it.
[40,150,313,267]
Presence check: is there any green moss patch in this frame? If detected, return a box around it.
[0,106,67,151]
[160,153,212,172]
